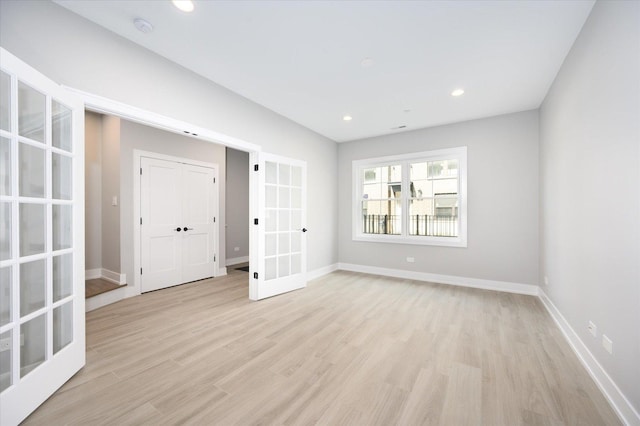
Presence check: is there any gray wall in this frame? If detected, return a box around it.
[225,148,250,263]
[101,115,120,273]
[338,110,539,285]
[84,112,102,271]
[539,0,640,412]
[0,0,339,272]
[119,119,227,285]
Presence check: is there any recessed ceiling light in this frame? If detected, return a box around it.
[451,88,465,97]
[133,18,154,33]
[343,115,353,121]
[361,57,374,68]
[172,0,195,12]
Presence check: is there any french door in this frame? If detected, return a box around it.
[140,156,217,293]
[251,153,307,300]
[0,49,85,425]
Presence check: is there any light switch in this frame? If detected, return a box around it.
[112,196,118,206]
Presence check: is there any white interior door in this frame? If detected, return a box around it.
[140,156,216,293]
[251,153,307,300]
[0,48,85,425]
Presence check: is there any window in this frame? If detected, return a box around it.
[352,147,467,247]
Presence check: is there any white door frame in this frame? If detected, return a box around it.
[135,150,219,295]
[64,88,261,301]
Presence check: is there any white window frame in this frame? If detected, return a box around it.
[352,146,467,247]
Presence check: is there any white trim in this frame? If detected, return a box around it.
[217,267,228,276]
[101,269,126,285]
[538,290,640,426]
[308,263,339,282]
[226,256,249,266]
[337,263,538,296]
[352,146,467,247]
[86,286,127,312]
[85,269,101,280]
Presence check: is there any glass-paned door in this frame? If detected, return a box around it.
[251,153,307,300]
[0,48,85,425]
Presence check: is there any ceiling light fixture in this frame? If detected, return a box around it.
[343,115,353,121]
[133,18,154,34]
[451,88,465,97]
[172,0,195,12]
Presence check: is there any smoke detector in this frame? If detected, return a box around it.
[134,18,154,34]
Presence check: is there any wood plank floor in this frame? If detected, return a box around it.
[86,278,126,299]
[25,269,620,425]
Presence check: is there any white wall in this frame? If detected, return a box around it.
[0,0,338,272]
[84,111,102,271]
[539,0,640,414]
[338,110,539,286]
[225,148,250,263]
[119,119,227,286]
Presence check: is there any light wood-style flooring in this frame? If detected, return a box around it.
[86,278,126,299]
[25,269,620,425]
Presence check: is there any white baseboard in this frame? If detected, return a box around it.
[86,286,127,312]
[101,268,126,285]
[337,263,538,296]
[85,268,101,280]
[538,290,640,426]
[226,256,249,266]
[217,267,228,276]
[308,263,339,282]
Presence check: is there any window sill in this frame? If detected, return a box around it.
[352,233,467,248]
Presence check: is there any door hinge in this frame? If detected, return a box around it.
[254,218,258,225]
[140,167,142,175]
[254,164,259,171]
[214,255,216,262]
[213,177,216,183]
[140,268,143,275]
[253,272,258,280]
[213,217,216,223]
[140,217,142,225]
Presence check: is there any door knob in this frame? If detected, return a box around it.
[183,227,194,231]
[302,228,308,233]
[175,227,182,232]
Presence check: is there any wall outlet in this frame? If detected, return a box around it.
[544,276,549,286]
[602,335,613,354]
[588,321,597,337]
[112,196,118,206]
[234,247,240,252]
[0,337,11,352]
[406,257,415,263]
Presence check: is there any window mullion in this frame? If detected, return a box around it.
[402,160,409,237]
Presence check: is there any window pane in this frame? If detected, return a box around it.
[265,161,277,184]
[409,198,458,237]
[265,233,277,257]
[1,136,10,195]
[291,166,302,188]
[278,187,290,208]
[20,313,46,378]
[410,162,428,181]
[291,232,301,253]
[411,180,432,198]
[266,185,277,208]
[433,178,457,195]
[362,200,401,235]
[52,153,72,200]
[363,167,379,183]
[18,82,45,143]
[0,71,10,132]
[53,301,73,354]
[19,143,45,198]
[428,159,458,178]
[53,253,73,302]
[52,100,72,152]
[278,164,290,186]
[0,267,11,327]
[53,204,72,251]
[278,210,289,232]
[291,253,301,275]
[265,209,276,232]
[0,330,12,392]
[278,232,289,255]
[20,203,45,257]
[20,259,46,317]
[265,257,276,280]
[0,202,10,261]
[278,255,290,278]
[291,188,301,208]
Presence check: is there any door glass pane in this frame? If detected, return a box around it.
[19,143,45,198]
[278,232,289,255]
[278,255,290,278]
[265,161,277,184]
[53,301,73,354]
[19,203,45,256]
[52,100,72,152]
[291,232,301,253]
[0,202,10,261]
[265,233,276,257]
[0,136,10,195]
[20,259,46,317]
[291,210,301,231]
[265,209,277,232]
[20,313,46,378]
[0,70,10,132]
[52,153,72,200]
[291,188,301,209]
[279,187,290,208]
[0,267,11,327]
[265,257,276,280]
[278,164,290,186]
[18,82,45,143]
[53,253,73,302]
[53,204,72,251]
[0,330,11,392]
[291,253,301,275]
[278,210,289,232]
[265,186,277,208]
[291,166,302,188]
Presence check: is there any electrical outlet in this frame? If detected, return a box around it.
[544,276,549,286]
[406,257,415,263]
[0,337,11,352]
[588,321,597,337]
[234,247,240,252]
[602,335,613,354]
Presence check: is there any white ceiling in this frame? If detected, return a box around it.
[55,0,594,143]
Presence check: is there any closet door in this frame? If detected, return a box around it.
[0,48,85,425]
